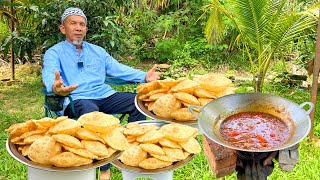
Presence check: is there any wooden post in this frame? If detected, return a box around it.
[10,0,15,81]
[309,9,320,139]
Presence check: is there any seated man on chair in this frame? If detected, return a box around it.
[41,7,162,180]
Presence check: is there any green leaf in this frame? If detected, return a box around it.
[110,40,115,48]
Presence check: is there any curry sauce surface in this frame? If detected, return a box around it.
[219,112,289,150]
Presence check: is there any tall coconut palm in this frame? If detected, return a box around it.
[202,0,320,92]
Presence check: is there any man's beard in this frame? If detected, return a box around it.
[72,40,83,46]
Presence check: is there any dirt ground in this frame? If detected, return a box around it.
[0,56,312,88]
[0,63,42,81]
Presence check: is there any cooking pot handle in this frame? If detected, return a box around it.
[188,105,202,120]
[299,102,314,115]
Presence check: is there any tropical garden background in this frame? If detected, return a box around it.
[1,0,320,179]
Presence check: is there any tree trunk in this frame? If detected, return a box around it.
[255,74,262,92]
[10,0,15,81]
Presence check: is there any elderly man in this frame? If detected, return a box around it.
[42,7,162,180]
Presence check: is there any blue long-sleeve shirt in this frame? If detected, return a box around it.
[42,40,147,103]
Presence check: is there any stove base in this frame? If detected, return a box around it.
[121,170,173,180]
[27,167,96,180]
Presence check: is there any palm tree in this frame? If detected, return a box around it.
[202,0,320,92]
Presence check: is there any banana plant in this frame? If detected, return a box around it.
[0,0,19,24]
[202,0,320,92]
[0,1,12,19]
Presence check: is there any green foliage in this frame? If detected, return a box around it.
[313,123,320,138]
[0,0,128,63]
[121,7,158,60]
[156,14,175,37]
[0,0,249,73]
[170,42,198,67]
[0,20,9,41]
[270,139,320,179]
[154,38,184,63]
[0,132,27,179]
[90,15,126,58]
[120,1,210,63]
[1,31,37,62]
[0,3,39,62]
[292,33,316,70]
[202,0,319,91]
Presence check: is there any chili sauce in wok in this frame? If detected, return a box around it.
[219,112,290,150]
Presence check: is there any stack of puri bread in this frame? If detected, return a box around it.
[136,73,236,121]
[6,112,127,167]
[117,122,201,169]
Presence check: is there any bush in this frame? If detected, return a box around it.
[0,21,9,42]
[154,38,181,63]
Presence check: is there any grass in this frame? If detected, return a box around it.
[1,64,320,180]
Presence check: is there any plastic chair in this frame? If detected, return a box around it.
[42,88,76,118]
[42,76,137,119]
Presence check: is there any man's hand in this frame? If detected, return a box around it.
[52,70,78,96]
[145,64,163,82]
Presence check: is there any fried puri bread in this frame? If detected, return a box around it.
[195,73,232,93]
[48,118,81,135]
[149,153,177,162]
[136,81,160,94]
[101,128,129,151]
[136,129,165,144]
[162,146,185,160]
[119,146,147,167]
[172,92,200,106]
[178,137,202,154]
[159,123,198,142]
[158,138,182,149]
[11,128,47,144]
[139,158,172,169]
[157,78,183,88]
[81,140,109,157]
[170,79,199,94]
[49,152,93,167]
[139,143,165,155]
[21,145,31,156]
[75,128,105,143]
[32,117,66,128]
[171,108,197,121]
[27,136,62,165]
[126,122,140,129]
[194,88,217,99]
[23,134,45,144]
[51,134,84,149]
[78,112,120,133]
[123,124,158,136]
[149,93,167,101]
[198,98,214,107]
[215,86,236,98]
[146,87,170,97]
[63,146,98,159]
[152,94,177,119]
[6,120,37,136]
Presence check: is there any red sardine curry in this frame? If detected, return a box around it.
[219,112,290,150]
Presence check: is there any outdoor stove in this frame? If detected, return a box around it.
[202,135,300,180]
[192,93,311,180]
[236,151,277,180]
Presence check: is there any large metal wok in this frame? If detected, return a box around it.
[189,93,313,152]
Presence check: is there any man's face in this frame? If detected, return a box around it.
[59,15,88,46]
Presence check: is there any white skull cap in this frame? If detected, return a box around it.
[61,7,87,24]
